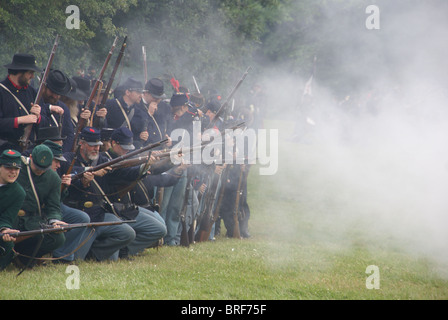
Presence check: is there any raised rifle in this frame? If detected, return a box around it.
[142,46,148,84]
[192,75,200,93]
[19,34,60,151]
[206,66,251,130]
[94,36,128,129]
[71,36,119,152]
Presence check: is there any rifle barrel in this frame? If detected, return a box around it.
[1,220,136,238]
[19,34,60,150]
[71,138,168,181]
[71,36,119,152]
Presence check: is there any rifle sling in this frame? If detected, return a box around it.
[0,83,30,116]
[116,98,134,130]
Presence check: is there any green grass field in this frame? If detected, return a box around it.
[1,120,448,300]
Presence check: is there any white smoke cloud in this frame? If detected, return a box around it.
[253,0,448,272]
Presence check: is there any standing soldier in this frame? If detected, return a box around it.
[0,149,26,270]
[39,69,73,152]
[132,78,168,149]
[0,54,47,152]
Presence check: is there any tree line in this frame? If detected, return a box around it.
[1,0,445,99]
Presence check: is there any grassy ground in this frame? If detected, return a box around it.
[1,120,448,300]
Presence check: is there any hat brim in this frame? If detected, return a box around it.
[3,63,41,73]
[145,91,166,99]
[65,89,88,101]
[2,163,22,169]
[54,155,67,162]
[85,141,103,146]
[120,144,135,151]
[47,84,72,96]
[36,136,67,144]
[33,162,51,171]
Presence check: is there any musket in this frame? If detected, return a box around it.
[60,144,80,193]
[19,34,60,151]
[195,164,221,242]
[206,66,251,130]
[89,80,104,124]
[192,76,200,93]
[232,165,244,239]
[179,168,194,247]
[109,155,150,170]
[1,220,136,240]
[201,164,230,241]
[70,138,168,181]
[98,36,127,111]
[71,36,119,152]
[142,46,148,84]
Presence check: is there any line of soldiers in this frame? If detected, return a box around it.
[0,53,253,271]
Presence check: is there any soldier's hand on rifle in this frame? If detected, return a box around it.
[199,183,207,195]
[29,103,41,116]
[173,162,189,175]
[79,108,91,120]
[61,174,72,186]
[93,166,112,177]
[96,107,107,118]
[215,165,225,175]
[165,134,172,147]
[51,220,68,227]
[140,130,149,141]
[49,104,64,115]
[81,171,95,188]
[50,220,68,233]
[1,228,19,242]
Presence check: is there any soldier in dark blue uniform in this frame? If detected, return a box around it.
[60,127,135,261]
[131,78,168,149]
[105,77,143,130]
[103,127,167,257]
[39,69,73,152]
[0,54,49,152]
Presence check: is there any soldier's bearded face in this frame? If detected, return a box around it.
[81,143,100,161]
[17,71,35,87]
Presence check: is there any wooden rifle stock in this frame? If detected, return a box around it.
[70,138,168,181]
[195,167,221,242]
[179,170,193,247]
[19,34,60,151]
[71,36,119,152]
[232,165,244,239]
[202,164,230,241]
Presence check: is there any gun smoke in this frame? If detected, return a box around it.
[71,1,448,274]
[253,0,448,274]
